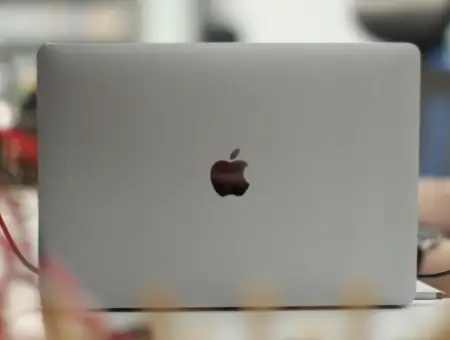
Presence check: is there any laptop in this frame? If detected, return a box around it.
[37,43,420,309]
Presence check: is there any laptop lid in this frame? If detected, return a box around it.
[38,43,420,309]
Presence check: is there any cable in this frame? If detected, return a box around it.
[0,212,39,274]
[417,241,450,278]
[418,270,450,279]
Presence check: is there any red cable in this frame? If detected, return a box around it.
[0,128,38,275]
[0,212,39,274]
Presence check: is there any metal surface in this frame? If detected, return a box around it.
[38,43,420,309]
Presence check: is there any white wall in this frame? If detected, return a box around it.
[216,0,371,42]
[142,0,372,43]
[142,0,198,42]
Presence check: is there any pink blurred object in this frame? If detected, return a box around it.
[41,257,110,338]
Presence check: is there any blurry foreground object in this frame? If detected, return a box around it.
[355,0,450,52]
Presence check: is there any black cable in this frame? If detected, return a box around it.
[417,244,450,278]
[418,270,450,279]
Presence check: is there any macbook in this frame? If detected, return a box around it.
[38,43,420,309]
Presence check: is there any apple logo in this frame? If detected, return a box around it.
[210,148,250,197]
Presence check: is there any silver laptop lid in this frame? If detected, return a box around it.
[38,43,420,309]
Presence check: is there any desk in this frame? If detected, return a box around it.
[5,282,446,340]
[103,300,446,340]
[99,282,445,339]
[9,303,448,340]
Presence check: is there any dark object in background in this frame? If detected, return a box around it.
[354,0,450,52]
[17,90,37,134]
[201,21,239,42]
[6,90,38,186]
